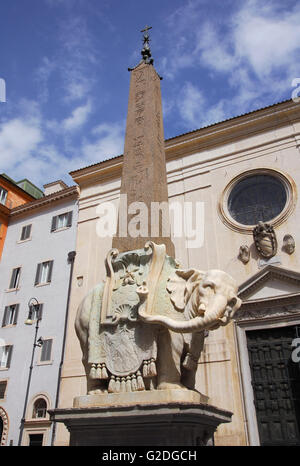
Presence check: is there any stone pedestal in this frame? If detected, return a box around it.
[49,390,232,446]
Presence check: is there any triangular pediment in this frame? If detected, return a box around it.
[238,265,300,302]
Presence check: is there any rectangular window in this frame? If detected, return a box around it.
[0,187,8,205]
[40,339,52,362]
[20,224,32,241]
[2,304,19,326]
[51,211,73,232]
[0,345,13,368]
[0,380,7,399]
[28,303,43,322]
[34,261,53,285]
[9,267,21,289]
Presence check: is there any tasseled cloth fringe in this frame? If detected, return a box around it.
[89,363,109,380]
[90,359,156,393]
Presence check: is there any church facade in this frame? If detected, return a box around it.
[54,98,300,446]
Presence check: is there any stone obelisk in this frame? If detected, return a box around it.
[112,26,175,257]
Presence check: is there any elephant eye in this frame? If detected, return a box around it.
[203,281,216,290]
[228,297,237,307]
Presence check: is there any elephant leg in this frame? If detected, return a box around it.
[181,331,205,390]
[156,328,187,390]
[87,379,108,395]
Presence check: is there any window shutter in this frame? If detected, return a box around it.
[41,339,52,362]
[9,269,17,289]
[20,226,26,241]
[67,211,73,228]
[47,261,54,283]
[6,346,13,368]
[35,263,42,285]
[37,303,43,321]
[0,381,7,399]
[51,216,58,232]
[9,268,20,289]
[13,304,19,325]
[24,224,32,239]
[2,307,8,327]
[15,268,20,288]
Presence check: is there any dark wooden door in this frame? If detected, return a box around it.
[246,325,300,446]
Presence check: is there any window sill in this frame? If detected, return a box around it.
[36,361,53,366]
[1,324,16,329]
[23,419,52,429]
[52,226,70,233]
[17,238,32,244]
[0,367,9,371]
[35,282,51,288]
[5,288,20,293]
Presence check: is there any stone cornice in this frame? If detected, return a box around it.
[238,265,300,300]
[23,419,52,428]
[70,100,300,187]
[165,100,300,156]
[70,158,123,186]
[238,292,300,310]
[9,185,79,217]
[235,265,300,323]
[235,295,300,323]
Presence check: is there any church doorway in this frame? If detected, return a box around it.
[246,325,300,445]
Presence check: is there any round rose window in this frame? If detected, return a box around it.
[227,174,287,226]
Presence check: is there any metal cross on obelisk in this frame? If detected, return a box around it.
[112,27,175,257]
[141,25,152,33]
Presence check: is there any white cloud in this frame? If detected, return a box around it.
[162,0,300,129]
[165,0,300,80]
[0,119,42,168]
[179,82,205,127]
[62,100,92,131]
[58,16,97,102]
[233,2,300,79]
[178,81,228,129]
[194,24,235,73]
[0,106,124,188]
[35,57,57,103]
[81,122,124,164]
[34,15,98,104]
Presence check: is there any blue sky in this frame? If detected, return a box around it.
[1,0,300,189]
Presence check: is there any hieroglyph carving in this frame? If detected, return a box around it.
[75,242,241,394]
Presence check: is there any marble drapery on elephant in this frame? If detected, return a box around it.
[75,242,241,394]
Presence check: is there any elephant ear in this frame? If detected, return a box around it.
[167,269,204,312]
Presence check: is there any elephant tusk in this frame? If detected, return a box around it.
[136,282,149,302]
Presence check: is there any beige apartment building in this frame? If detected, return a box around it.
[55,99,300,446]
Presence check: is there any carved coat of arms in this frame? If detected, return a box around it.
[253,221,277,258]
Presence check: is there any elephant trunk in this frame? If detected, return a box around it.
[138,306,220,333]
[138,292,241,334]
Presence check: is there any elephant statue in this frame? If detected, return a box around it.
[75,244,241,394]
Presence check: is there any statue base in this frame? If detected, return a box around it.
[49,390,232,446]
[73,388,209,408]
